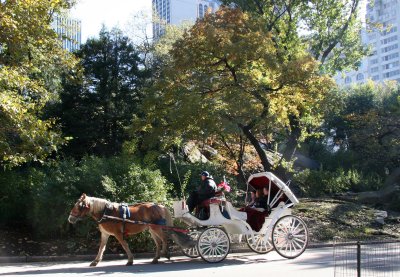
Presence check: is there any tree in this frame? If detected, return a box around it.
[220,0,368,170]
[0,0,77,167]
[135,8,334,176]
[57,28,148,157]
[326,82,400,174]
[222,0,367,74]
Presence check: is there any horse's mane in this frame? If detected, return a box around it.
[86,196,118,214]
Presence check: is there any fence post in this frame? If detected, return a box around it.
[357,241,361,277]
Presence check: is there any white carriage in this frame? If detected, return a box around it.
[173,172,309,263]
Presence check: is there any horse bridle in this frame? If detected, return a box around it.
[69,200,90,220]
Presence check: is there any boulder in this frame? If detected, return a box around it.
[182,142,209,163]
[374,210,388,225]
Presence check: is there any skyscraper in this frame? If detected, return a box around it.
[336,0,400,85]
[152,0,221,39]
[52,15,82,52]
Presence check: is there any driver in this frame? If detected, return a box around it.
[187,171,217,213]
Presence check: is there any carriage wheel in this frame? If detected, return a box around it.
[181,230,200,258]
[272,215,308,259]
[197,227,230,263]
[246,234,273,254]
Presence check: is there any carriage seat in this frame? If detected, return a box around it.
[225,201,247,221]
[197,191,225,208]
[195,192,226,220]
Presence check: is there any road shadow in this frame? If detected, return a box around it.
[0,254,284,276]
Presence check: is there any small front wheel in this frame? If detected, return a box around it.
[181,230,201,258]
[246,234,273,254]
[197,227,230,263]
[272,215,308,259]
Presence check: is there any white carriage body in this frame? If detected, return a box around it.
[174,172,309,262]
[173,172,299,236]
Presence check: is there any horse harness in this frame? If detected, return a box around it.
[97,202,189,239]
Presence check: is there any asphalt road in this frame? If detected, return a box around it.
[0,248,337,277]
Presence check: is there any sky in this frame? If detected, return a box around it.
[70,0,152,42]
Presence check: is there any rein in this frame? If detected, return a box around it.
[99,214,189,234]
[96,201,189,234]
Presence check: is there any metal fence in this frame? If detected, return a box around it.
[333,239,400,277]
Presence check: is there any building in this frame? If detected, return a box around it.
[52,15,82,52]
[152,0,221,39]
[335,0,400,85]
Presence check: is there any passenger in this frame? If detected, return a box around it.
[247,191,256,207]
[250,188,269,210]
[187,171,217,213]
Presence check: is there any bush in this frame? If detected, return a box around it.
[0,168,32,224]
[0,155,171,239]
[294,168,384,197]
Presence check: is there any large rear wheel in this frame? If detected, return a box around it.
[272,215,308,259]
[246,234,273,254]
[197,227,230,263]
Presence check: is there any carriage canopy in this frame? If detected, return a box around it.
[247,172,299,207]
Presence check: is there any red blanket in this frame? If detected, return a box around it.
[240,207,267,232]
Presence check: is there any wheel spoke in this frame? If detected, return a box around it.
[273,215,308,259]
[198,227,230,263]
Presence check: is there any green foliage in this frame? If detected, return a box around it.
[223,0,368,74]
[294,168,384,197]
[157,157,239,200]
[54,27,148,157]
[181,170,192,198]
[322,82,400,174]
[135,8,334,174]
[0,168,32,223]
[0,155,170,237]
[0,0,77,167]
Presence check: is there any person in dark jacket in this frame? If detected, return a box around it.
[187,171,217,213]
[250,189,269,210]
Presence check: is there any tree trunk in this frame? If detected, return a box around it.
[241,125,272,172]
[282,115,302,162]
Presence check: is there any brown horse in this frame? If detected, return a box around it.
[68,193,172,266]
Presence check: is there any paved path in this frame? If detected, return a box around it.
[0,248,335,277]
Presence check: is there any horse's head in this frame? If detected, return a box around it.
[68,193,91,224]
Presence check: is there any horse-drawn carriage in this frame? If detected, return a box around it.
[173,172,309,263]
[68,171,308,266]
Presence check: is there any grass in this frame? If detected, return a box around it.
[293,198,400,242]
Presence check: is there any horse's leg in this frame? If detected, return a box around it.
[114,233,134,266]
[90,232,110,267]
[149,229,162,264]
[152,228,170,260]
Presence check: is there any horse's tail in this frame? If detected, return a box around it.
[164,207,196,249]
[164,207,173,227]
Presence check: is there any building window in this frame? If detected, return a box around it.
[381,35,398,45]
[372,75,380,81]
[383,61,400,70]
[356,73,364,81]
[370,67,379,73]
[345,76,352,84]
[199,4,204,18]
[382,26,397,35]
[382,43,398,53]
[370,58,378,65]
[383,69,400,78]
[382,52,399,61]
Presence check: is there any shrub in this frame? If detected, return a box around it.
[294,168,384,197]
[27,155,170,238]
[0,168,32,224]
